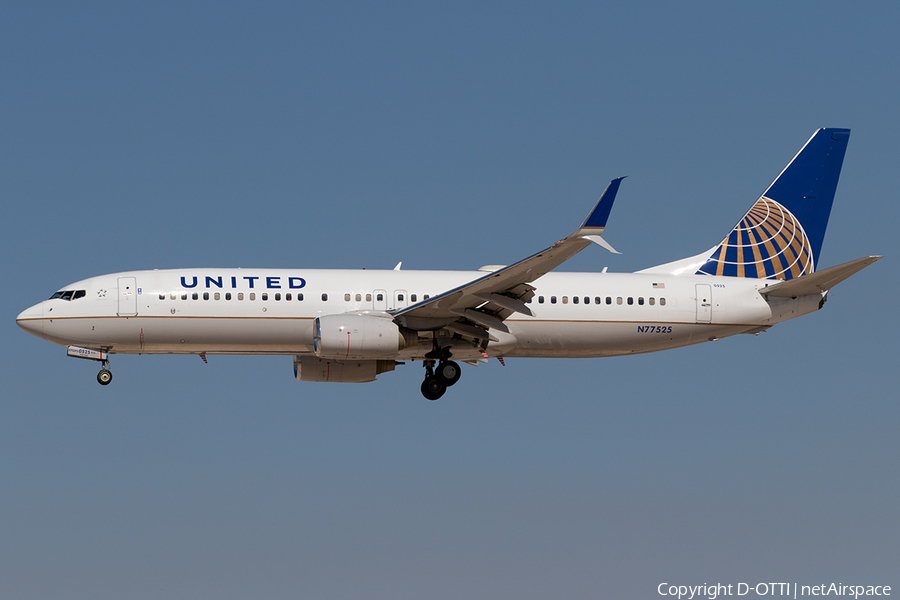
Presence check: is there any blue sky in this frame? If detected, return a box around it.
[2,3,897,598]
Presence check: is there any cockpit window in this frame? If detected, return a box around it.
[49,289,87,301]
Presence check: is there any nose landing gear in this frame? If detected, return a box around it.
[97,359,113,386]
[97,366,113,385]
[66,346,113,386]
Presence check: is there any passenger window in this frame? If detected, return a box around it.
[226,292,232,300]
[249,293,256,301]
[286,293,292,301]
[583,296,589,304]
[572,296,579,304]
[214,292,221,300]
[262,293,268,301]
[238,292,244,300]
[411,294,417,302]
[356,294,362,302]
[606,296,612,305]
[627,297,633,305]
[181,293,188,300]
[366,293,372,302]
[638,297,644,305]
[275,293,281,301]
[551,296,557,304]
[298,293,304,301]
[660,298,666,306]
[322,293,328,301]
[159,293,165,300]
[649,297,655,306]
[424,294,430,300]
[344,293,351,302]
[203,292,210,300]
[398,294,404,301]
[595,297,601,304]
[169,292,176,300]
[616,297,623,305]
[192,292,199,300]
[538,296,544,304]
[376,293,383,301]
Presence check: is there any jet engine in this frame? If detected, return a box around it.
[314,313,417,360]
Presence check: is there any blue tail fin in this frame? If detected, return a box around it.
[696,128,850,279]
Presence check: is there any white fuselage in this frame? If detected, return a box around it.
[16,268,822,362]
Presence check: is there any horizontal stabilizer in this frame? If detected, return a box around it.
[759,255,882,298]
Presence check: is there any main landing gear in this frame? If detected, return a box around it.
[420,347,462,400]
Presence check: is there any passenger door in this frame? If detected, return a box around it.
[695,284,712,323]
[117,276,138,317]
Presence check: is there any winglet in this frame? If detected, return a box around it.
[574,177,625,253]
[579,177,625,231]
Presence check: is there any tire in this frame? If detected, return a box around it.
[435,360,461,387]
[421,375,446,400]
[97,369,113,386]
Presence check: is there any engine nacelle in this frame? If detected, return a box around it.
[294,355,397,383]
[314,313,416,360]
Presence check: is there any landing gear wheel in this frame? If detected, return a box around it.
[436,360,461,387]
[421,375,446,401]
[97,369,113,386]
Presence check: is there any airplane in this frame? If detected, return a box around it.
[16,128,881,400]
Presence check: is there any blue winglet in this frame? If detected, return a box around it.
[581,177,626,230]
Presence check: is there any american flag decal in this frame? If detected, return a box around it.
[652,283,665,289]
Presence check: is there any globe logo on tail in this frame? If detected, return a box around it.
[696,197,814,280]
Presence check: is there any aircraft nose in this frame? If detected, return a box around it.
[16,302,44,339]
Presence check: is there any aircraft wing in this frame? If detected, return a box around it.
[392,178,625,333]
[758,255,882,298]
